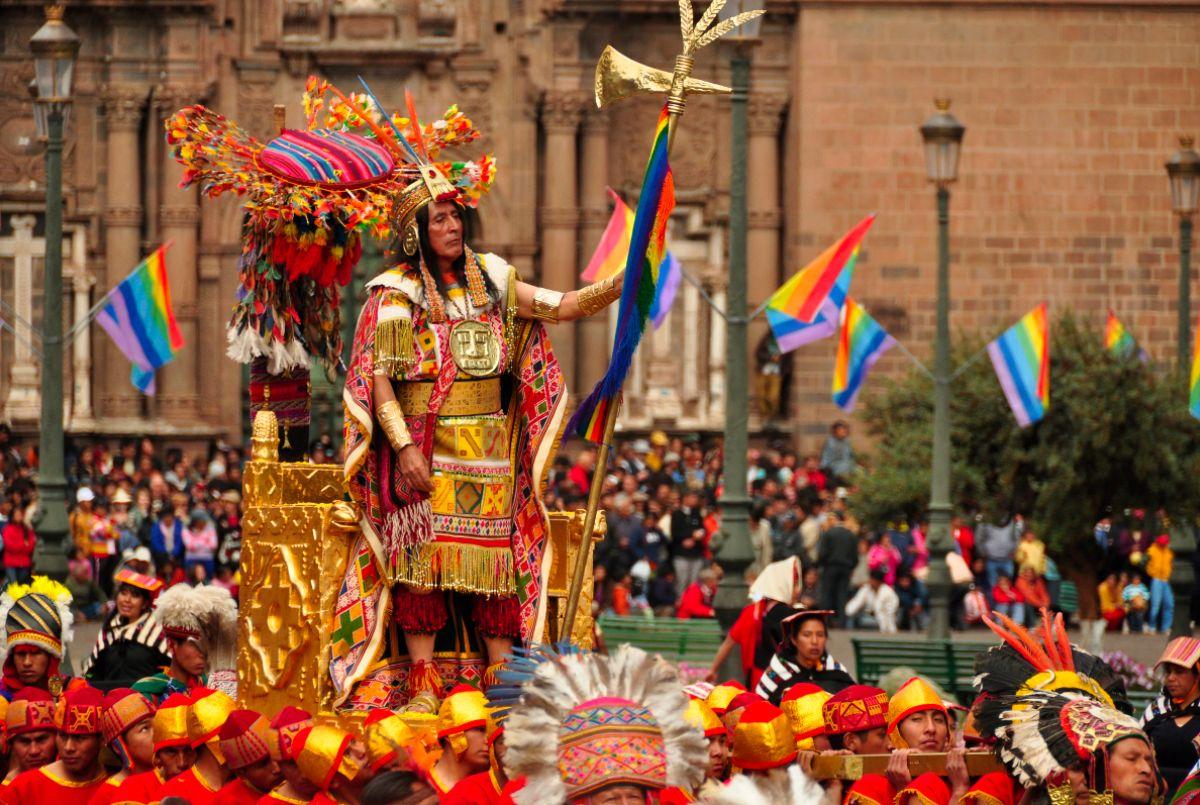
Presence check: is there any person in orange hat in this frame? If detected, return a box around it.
[258,706,317,805]
[110,691,195,803]
[0,684,107,804]
[821,685,890,755]
[428,685,490,796]
[729,701,797,776]
[896,772,952,805]
[887,677,951,752]
[443,714,508,804]
[780,682,831,752]
[291,724,368,804]
[960,771,1016,805]
[844,773,896,805]
[160,686,237,802]
[91,687,157,804]
[661,699,731,803]
[2,688,57,784]
[214,709,282,805]
[79,568,169,689]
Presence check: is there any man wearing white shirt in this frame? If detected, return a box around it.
[845,569,899,634]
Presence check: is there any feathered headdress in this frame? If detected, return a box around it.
[0,576,74,664]
[153,585,238,672]
[490,644,707,804]
[972,609,1162,802]
[164,77,495,376]
[695,766,825,804]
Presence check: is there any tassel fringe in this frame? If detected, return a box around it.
[375,317,417,378]
[407,660,444,698]
[392,540,515,598]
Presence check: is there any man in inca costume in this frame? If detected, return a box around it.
[336,92,622,703]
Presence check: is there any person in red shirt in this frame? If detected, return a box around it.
[952,516,975,568]
[90,687,157,805]
[428,686,490,797]
[2,507,35,585]
[111,692,195,804]
[3,688,57,785]
[291,724,369,804]
[0,684,107,805]
[991,574,1026,625]
[360,710,438,781]
[257,706,317,805]
[443,718,508,804]
[707,557,800,689]
[160,687,237,804]
[214,710,282,805]
[676,568,718,619]
[660,699,730,803]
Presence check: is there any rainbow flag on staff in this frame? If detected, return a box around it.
[1105,310,1147,362]
[764,215,875,346]
[987,303,1049,427]
[569,105,675,442]
[831,298,895,411]
[96,245,184,394]
[581,188,635,283]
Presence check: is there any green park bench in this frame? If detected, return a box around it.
[597,614,724,667]
[853,637,993,705]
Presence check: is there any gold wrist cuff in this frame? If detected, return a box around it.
[377,400,414,452]
[531,288,564,323]
[577,274,622,317]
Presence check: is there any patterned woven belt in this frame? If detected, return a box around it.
[396,377,502,417]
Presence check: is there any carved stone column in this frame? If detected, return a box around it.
[2,216,41,424]
[539,91,585,388]
[157,86,203,422]
[576,108,610,393]
[67,234,95,429]
[746,93,787,354]
[100,85,147,419]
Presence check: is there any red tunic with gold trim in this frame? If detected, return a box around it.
[255,787,309,805]
[87,775,126,805]
[659,786,698,803]
[442,769,505,804]
[159,766,222,805]
[0,766,108,805]
[109,768,166,804]
[214,778,265,805]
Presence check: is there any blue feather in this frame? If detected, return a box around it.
[355,76,423,164]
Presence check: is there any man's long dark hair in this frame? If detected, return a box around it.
[397,203,499,305]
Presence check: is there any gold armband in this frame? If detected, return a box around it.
[577,274,622,317]
[531,288,564,323]
[377,400,414,452]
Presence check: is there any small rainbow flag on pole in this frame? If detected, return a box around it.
[767,247,857,352]
[581,188,636,283]
[831,297,895,411]
[568,106,675,442]
[1190,313,1200,419]
[96,245,184,394]
[1105,310,1147,362]
[987,303,1049,427]
[764,215,874,334]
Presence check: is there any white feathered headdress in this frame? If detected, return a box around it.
[697,766,827,804]
[493,644,708,804]
[0,576,74,665]
[154,584,238,671]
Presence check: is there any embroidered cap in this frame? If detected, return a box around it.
[269,705,314,762]
[558,696,669,799]
[822,685,888,735]
[57,684,105,735]
[218,709,273,771]
[704,681,748,716]
[898,772,952,805]
[7,687,56,736]
[100,688,155,745]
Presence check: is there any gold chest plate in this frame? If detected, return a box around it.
[450,320,500,377]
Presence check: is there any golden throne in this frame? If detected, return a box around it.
[236,411,601,719]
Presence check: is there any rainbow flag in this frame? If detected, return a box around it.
[581,188,635,283]
[1105,310,1147,362]
[831,297,895,411]
[568,106,674,442]
[767,247,857,352]
[650,252,681,329]
[765,215,874,331]
[96,245,184,394]
[987,303,1049,427]
[1191,314,1200,419]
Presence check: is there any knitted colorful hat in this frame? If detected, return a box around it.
[57,684,105,735]
[822,685,888,735]
[269,705,313,762]
[218,710,273,771]
[7,687,56,736]
[683,699,727,739]
[730,701,797,771]
[100,688,155,745]
[1156,636,1200,670]
[0,577,73,663]
[187,687,237,753]
[493,644,706,803]
[779,682,830,749]
[898,772,952,805]
[845,774,896,805]
[113,568,164,597]
[705,681,748,716]
[152,693,194,751]
[154,585,238,672]
[293,724,362,791]
[887,677,948,749]
[960,772,1016,805]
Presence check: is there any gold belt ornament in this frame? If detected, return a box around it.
[397,378,502,417]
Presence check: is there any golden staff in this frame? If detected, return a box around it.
[561,0,765,637]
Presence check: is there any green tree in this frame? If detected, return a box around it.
[851,312,1200,616]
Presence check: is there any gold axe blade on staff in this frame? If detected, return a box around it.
[560,0,765,636]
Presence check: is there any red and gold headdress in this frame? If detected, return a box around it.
[100,688,155,746]
[887,676,948,749]
[293,724,363,791]
[822,685,888,735]
[187,687,237,761]
[705,681,748,716]
[7,688,55,736]
[57,684,104,735]
[268,705,313,762]
[730,701,796,771]
[684,698,728,739]
[218,709,273,771]
[152,693,194,751]
[780,682,830,750]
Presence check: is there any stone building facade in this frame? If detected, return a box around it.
[0,0,1196,449]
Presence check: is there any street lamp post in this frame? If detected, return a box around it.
[1166,135,1199,637]
[919,99,965,641]
[29,4,79,580]
[713,0,763,681]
